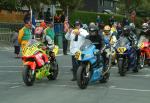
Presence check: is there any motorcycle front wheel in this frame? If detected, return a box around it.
[118,58,127,76]
[22,66,35,86]
[77,64,89,89]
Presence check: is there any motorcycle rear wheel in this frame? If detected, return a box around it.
[47,61,59,80]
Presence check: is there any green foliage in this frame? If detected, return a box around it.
[0,0,51,11]
[70,11,142,27]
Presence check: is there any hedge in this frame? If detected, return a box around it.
[70,11,143,27]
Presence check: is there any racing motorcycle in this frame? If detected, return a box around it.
[139,42,150,68]
[75,40,111,89]
[22,39,59,86]
[115,37,139,76]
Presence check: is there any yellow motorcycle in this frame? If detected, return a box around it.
[22,39,59,86]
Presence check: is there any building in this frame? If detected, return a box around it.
[81,0,118,13]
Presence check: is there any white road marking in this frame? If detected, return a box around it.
[0,70,20,73]
[0,82,22,85]
[129,74,150,77]
[0,66,23,68]
[110,86,150,92]
[10,85,21,89]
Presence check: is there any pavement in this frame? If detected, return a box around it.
[0,42,150,103]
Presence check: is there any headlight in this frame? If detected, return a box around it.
[117,47,127,54]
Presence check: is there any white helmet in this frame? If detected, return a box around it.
[129,23,135,30]
[142,23,149,32]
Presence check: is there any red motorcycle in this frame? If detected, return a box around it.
[22,40,59,86]
[139,42,150,68]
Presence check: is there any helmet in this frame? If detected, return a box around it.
[123,25,130,36]
[142,23,149,32]
[104,25,111,34]
[40,22,46,28]
[129,23,135,30]
[89,23,98,35]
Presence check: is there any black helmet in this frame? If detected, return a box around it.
[89,22,98,35]
[123,25,130,36]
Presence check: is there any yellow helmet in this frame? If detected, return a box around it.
[104,25,111,34]
[104,25,111,31]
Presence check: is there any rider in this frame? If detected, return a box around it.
[121,25,137,47]
[86,22,104,67]
[34,21,47,40]
[18,17,32,50]
[138,23,150,43]
[119,25,138,68]
[137,23,150,66]
[102,25,117,68]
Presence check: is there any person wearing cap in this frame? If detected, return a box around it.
[65,20,89,81]
[18,17,32,50]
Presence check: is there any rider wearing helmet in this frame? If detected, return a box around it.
[88,22,103,49]
[138,23,150,41]
[86,22,104,67]
[122,25,137,47]
[129,23,136,34]
[34,21,47,39]
[102,25,117,68]
[137,23,150,66]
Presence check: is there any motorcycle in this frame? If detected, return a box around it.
[22,39,59,86]
[139,42,150,68]
[115,37,139,76]
[75,40,110,89]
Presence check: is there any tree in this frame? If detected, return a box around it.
[0,0,51,11]
[58,0,84,13]
[118,0,150,15]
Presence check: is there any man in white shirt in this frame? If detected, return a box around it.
[65,21,89,81]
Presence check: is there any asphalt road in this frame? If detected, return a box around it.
[0,46,150,103]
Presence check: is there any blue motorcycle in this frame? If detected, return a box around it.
[115,37,139,76]
[75,40,110,89]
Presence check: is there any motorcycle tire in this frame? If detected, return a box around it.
[22,66,35,86]
[139,54,145,69]
[77,64,89,89]
[118,58,126,76]
[47,61,59,80]
[100,72,110,83]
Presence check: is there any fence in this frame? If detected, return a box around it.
[0,22,64,48]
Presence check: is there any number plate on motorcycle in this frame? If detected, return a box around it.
[75,51,81,60]
[117,47,127,54]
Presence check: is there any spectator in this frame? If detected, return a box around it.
[54,13,61,23]
[96,15,103,29]
[38,8,44,19]
[63,17,70,55]
[60,11,66,23]
[109,16,115,26]
[12,27,20,58]
[122,15,130,26]
[45,8,51,22]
